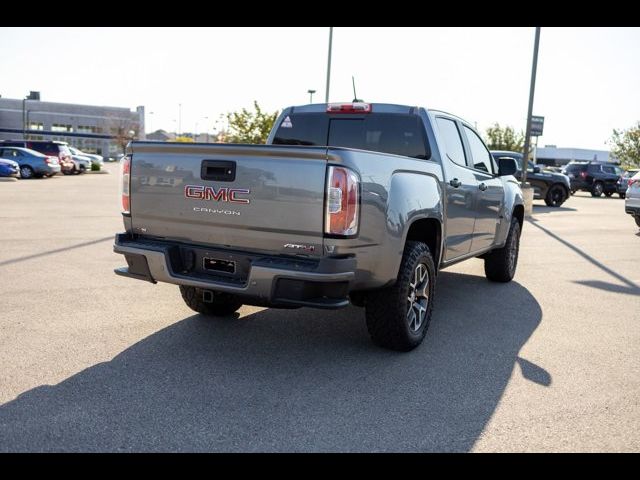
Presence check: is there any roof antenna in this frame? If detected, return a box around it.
[352,76,362,102]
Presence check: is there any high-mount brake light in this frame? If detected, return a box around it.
[326,102,372,114]
[325,166,359,236]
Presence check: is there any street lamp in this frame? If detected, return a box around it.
[308,89,316,103]
[325,27,333,103]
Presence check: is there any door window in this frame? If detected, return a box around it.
[463,126,495,174]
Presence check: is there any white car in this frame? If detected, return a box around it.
[624,170,640,228]
[70,155,92,174]
[69,146,104,167]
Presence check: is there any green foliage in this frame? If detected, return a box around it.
[90,162,100,171]
[226,101,279,144]
[484,123,525,152]
[609,122,640,169]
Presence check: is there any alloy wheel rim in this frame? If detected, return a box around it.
[407,263,429,332]
[20,167,31,178]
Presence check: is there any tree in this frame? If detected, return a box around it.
[106,114,140,154]
[609,122,640,169]
[484,123,525,152]
[225,101,278,144]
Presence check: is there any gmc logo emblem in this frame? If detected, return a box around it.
[184,185,250,204]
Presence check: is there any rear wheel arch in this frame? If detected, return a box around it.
[512,204,524,229]
[404,217,442,270]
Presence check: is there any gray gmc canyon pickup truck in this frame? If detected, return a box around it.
[115,102,524,351]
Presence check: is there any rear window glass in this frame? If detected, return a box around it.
[565,163,588,172]
[273,112,430,160]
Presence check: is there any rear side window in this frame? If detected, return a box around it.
[588,164,601,173]
[435,118,466,166]
[272,112,430,160]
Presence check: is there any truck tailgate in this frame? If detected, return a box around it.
[129,143,327,257]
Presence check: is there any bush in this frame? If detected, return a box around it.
[91,162,101,171]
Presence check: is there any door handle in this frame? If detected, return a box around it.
[478,182,487,191]
[449,178,461,188]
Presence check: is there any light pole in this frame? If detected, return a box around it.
[521,27,541,187]
[325,27,333,103]
[178,103,182,136]
[308,89,316,103]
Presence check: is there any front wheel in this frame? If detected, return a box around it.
[604,191,613,197]
[484,217,521,282]
[544,184,568,207]
[620,193,626,199]
[365,241,436,352]
[179,285,243,316]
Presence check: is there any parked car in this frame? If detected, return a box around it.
[616,169,640,199]
[115,102,524,352]
[624,171,640,228]
[0,158,20,178]
[562,161,625,198]
[70,154,92,174]
[491,151,571,207]
[0,146,61,178]
[69,146,104,168]
[0,140,74,174]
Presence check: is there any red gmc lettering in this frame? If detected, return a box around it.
[184,185,250,204]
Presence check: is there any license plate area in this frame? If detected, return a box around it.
[203,257,236,274]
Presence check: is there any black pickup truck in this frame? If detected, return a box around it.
[491,150,571,207]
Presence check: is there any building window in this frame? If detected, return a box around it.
[77,125,102,134]
[28,122,44,131]
[52,124,73,132]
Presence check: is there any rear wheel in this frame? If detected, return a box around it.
[19,165,34,179]
[620,193,626,199]
[591,181,604,197]
[635,216,640,228]
[484,216,521,282]
[365,241,436,352]
[544,184,568,207]
[179,285,243,316]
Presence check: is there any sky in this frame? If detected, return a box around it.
[1,27,638,150]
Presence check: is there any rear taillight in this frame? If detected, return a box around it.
[580,171,587,179]
[629,179,638,187]
[44,156,57,164]
[326,102,372,114]
[325,166,359,236]
[121,155,131,213]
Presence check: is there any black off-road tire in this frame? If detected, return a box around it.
[484,217,521,283]
[544,184,568,207]
[604,191,613,197]
[635,216,640,228]
[179,285,243,316]
[619,193,626,199]
[591,181,604,197]
[364,241,436,352]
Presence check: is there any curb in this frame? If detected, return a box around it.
[85,170,110,174]
[0,177,19,182]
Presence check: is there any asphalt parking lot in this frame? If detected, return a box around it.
[1,164,639,452]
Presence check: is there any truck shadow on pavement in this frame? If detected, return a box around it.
[0,271,545,452]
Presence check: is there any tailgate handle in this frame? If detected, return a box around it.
[201,160,236,182]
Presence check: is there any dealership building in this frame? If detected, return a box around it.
[535,146,618,166]
[0,92,145,158]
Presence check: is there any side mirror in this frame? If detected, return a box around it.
[533,166,541,173]
[498,157,518,176]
